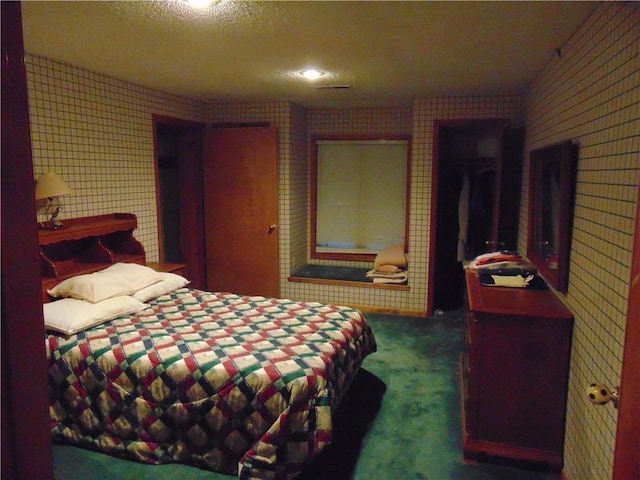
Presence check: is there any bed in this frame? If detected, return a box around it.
[40,215,377,479]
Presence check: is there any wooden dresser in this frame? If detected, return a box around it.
[461,269,573,470]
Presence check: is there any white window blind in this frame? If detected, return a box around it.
[315,140,408,254]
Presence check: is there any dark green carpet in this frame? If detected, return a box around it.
[52,311,560,480]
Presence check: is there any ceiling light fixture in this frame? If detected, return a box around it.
[182,0,217,9]
[299,68,326,80]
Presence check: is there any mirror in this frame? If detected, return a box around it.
[528,141,577,292]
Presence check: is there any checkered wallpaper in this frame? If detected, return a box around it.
[26,55,208,261]
[521,3,639,479]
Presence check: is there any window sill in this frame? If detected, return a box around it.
[288,264,410,291]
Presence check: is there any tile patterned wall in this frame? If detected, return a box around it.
[24,54,522,313]
[294,101,521,313]
[412,97,523,313]
[287,104,310,274]
[26,55,207,261]
[290,108,416,309]
[521,3,639,479]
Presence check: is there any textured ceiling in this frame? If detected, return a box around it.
[21,1,598,108]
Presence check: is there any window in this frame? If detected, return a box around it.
[311,136,411,261]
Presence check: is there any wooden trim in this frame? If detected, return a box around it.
[146,262,186,275]
[462,437,563,470]
[152,114,202,128]
[613,181,640,480]
[489,122,507,243]
[38,212,137,244]
[427,121,440,317]
[152,115,203,264]
[208,121,271,128]
[354,304,426,317]
[527,141,576,293]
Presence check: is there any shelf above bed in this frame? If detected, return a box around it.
[39,213,146,302]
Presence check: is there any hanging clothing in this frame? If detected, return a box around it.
[466,168,496,258]
[457,170,470,261]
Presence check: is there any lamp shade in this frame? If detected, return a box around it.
[35,172,72,200]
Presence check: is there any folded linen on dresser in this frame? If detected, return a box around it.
[469,251,522,269]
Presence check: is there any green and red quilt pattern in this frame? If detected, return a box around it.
[46,289,377,479]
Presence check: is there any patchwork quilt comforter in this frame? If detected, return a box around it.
[46,288,376,479]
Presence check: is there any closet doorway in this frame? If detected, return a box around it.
[153,115,206,289]
[430,119,522,312]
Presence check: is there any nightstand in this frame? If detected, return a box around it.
[147,262,187,277]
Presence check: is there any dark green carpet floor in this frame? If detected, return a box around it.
[52,311,560,480]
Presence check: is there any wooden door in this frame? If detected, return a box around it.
[613,191,640,480]
[203,126,279,298]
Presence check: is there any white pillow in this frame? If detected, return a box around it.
[47,262,163,303]
[43,296,148,335]
[132,272,190,302]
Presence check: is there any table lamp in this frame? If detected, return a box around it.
[35,172,72,229]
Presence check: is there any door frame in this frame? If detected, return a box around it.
[428,119,506,315]
[612,184,640,479]
[152,115,206,288]
[1,2,54,478]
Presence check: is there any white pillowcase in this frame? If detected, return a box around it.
[43,296,148,335]
[47,262,164,303]
[132,272,190,302]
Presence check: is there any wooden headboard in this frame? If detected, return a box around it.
[39,213,146,302]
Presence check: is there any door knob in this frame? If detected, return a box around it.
[586,383,620,408]
[268,224,277,234]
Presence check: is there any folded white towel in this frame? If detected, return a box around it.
[366,268,408,284]
[373,275,408,284]
[366,268,408,279]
